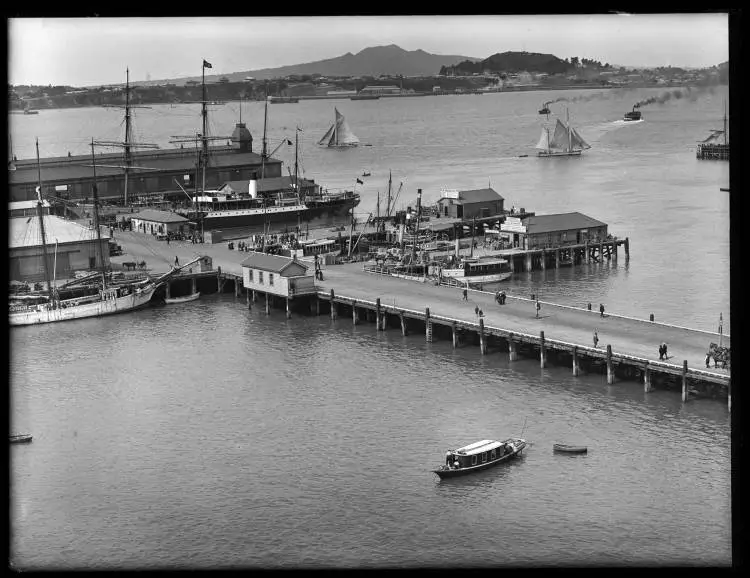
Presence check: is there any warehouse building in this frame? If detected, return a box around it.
[500,212,608,249]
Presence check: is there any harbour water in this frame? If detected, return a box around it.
[10,87,731,568]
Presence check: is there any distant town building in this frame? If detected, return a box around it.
[130,209,190,236]
[359,85,401,95]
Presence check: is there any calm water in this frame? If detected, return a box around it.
[10,87,731,568]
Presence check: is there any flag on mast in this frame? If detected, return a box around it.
[203,60,212,69]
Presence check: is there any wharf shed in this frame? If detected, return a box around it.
[241,253,316,298]
[436,188,505,219]
[501,212,608,249]
[10,215,110,281]
[130,209,190,236]
[8,123,282,203]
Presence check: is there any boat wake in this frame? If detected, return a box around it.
[612,119,645,126]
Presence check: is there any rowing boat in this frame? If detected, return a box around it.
[553,443,587,454]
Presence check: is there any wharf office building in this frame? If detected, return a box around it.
[8,123,282,204]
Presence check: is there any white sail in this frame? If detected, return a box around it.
[569,127,591,150]
[548,119,571,152]
[535,128,551,150]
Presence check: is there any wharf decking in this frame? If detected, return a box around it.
[108,231,730,405]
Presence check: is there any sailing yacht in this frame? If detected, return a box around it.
[318,108,360,148]
[535,108,590,157]
[9,140,200,327]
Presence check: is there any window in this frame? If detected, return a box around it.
[269,273,274,286]
[482,452,487,463]
[258,271,264,284]
[562,232,568,241]
[491,449,496,459]
[248,269,253,282]
[471,455,477,465]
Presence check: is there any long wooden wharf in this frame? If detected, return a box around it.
[110,231,730,408]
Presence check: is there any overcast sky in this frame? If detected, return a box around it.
[9,14,729,87]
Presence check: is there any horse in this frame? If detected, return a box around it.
[122,261,137,271]
[707,342,730,370]
[137,261,147,270]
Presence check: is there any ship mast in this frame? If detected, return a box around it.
[385,170,392,219]
[89,138,107,289]
[294,127,300,201]
[35,139,55,304]
[261,82,268,179]
[567,108,572,153]
[723,100,727,146]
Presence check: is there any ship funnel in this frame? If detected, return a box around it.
[248,178,257,199]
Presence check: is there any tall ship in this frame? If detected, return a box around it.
[318,107,360,148]
[697,101,729,161]
[10,140,198,327]
[535,108,591,157]
[176,78,359,231]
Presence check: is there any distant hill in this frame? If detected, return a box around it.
[442,51,573,75]
[135,45,481,87]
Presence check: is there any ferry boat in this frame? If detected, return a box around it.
[623,105,642,122]
[433,438,527,479]
[441,256,512,291]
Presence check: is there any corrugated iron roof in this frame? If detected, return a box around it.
[10,215,109,249]
[523,212,607,234]
[220,176,315,194]
[9,148,280,185]
[132,209,189,223]
[438,188,504,204]
[9,200,51,209]
[241,253,310,274]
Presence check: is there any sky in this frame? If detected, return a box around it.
[9,14,729,87]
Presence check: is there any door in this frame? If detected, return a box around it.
[456,205,464,218]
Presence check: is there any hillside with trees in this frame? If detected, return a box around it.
[440,51,612,75]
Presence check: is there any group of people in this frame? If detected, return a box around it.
[229,232,304,253]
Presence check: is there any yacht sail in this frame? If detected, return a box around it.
[537,110,589,157]
[319,108,359,147]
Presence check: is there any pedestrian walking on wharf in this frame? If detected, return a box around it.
[659,342,668,360]
[535,300,541,318]
[174,256,179,267]
[599,303,605,317]
[593,329,599,348]
[475,305,479,317]
[478,308,484,318]
[463,289,468,301]
[167,236,170,245]
[705,352,711,368]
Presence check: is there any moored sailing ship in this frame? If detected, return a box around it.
[697,101,729,161]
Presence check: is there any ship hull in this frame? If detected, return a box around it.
[537,150,583,157]
[200,198,360,230]
[10,285,156,326]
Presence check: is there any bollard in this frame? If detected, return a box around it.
[606,345,614,384]
[540,331,546,368]
[650,313,654,322]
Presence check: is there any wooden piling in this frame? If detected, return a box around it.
[555,248,560,269]
[165,281,171,300]
[246,287,250,309]
[508,334,517,361]
[479,319,486,355]
[376,298,381,331]
[451,322,458,348]
[265,293,270,315]
[217,275,221,293]
[599,242,604,261]
[525,253,533,271]
[330,289,337,320]
[643,362,652,392]
[540,330,546,368]
[252,290,257,302]
[585,241,590,263]
[625,237,630,258]
[234,279,240,297]
[352,301,358,325]
[192,277,197,294]
[509,257,515,273]
[425,307,432,343]
[606,345,614,384]
[286,297,291,319]
[540,249,546,270]
[572,346,579,376]
[400,313,407,336]
[613,242,618,262]
[315,295,320,316]
[681,360,689,402]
